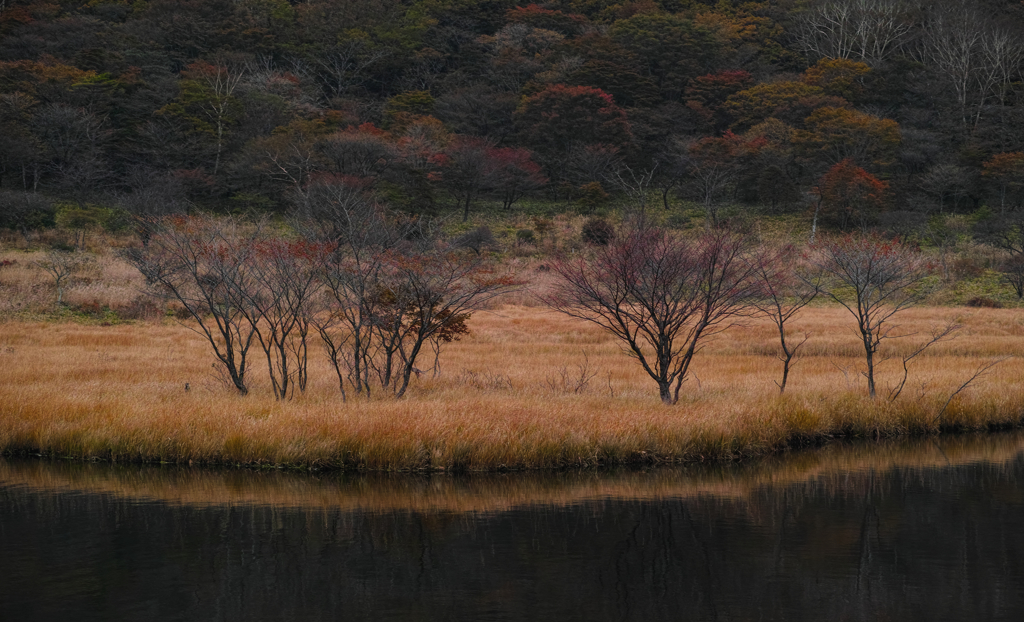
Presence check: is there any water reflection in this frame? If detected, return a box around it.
[3,433,1024,621]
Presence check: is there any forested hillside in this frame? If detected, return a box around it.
[1,0,1024,236]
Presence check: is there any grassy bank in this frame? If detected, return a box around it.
[4,431,1023,512]
[1,305,1022,471]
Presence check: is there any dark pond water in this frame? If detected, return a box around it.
[4,433,1024,621]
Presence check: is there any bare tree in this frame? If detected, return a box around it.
[294,179,400,399]
[33,103,109,170]
[315,245,389,399]
[240,238,326,400]
[291,176,392,247]
[974,211,1024,259]
[296,40,392,101]
[918,163,971,213]
[249,130,322,196]
[293,179,513,400]
[35,249,91,307]
[566,142,622,187]
[887,319,960,402]
[794,0,918,64]
[613,163,657,215]
[544,224,759,405]
[179,62,248,177]
[380,247,519,398]
[809,234,933,398]
[998,254,1024,299]
[686,159,735,227]
[922,5,1024,134]
[750,244,822,393]
[314,240,516,400]
[123,215,262,395]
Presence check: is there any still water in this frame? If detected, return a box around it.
[3,433,1024,621]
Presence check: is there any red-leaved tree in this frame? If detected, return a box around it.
[487,146,546,211]
[514,84,631,179]
[810,158,889,237]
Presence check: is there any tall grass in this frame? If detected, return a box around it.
[1,305,1022,470]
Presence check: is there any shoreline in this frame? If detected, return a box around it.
[4,419,1024,473]
[4,431,1024,512]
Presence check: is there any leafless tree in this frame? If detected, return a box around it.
[921,4,1024,134]
[316,250,387,399]
[35,249,91,307]
[750,244,822,393]
[998,254,1024,299]
[183,62,248,177]
[794,0,918,64]
[544,224,760,405]
[613,163,657,215]
[887,319,960,402]
[293,180,516,399]
[314,240,516,400]
[291,176,392,247]
[295,40,391,101]
[651,137,690,211]
[566,142,622,187]
[294,179,400,399]
[918,163,971,213]
[250,131,322,196]
[440,135,497,222]
[974,212,1024,259]
[809,233,933,398]
[33,103,109,168]
[378,247,518,398]
[239,238,326,400]
[123,215,263,395]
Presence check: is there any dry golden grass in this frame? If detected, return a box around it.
[0,234,147,316]
[2,304,1023,471]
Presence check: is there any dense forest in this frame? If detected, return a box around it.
[2,0,1024,239]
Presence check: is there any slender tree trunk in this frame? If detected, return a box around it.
[778,326,792,394]
[810,198,821,244]
[395,338,426,398]
[862,333,876,399]
[213,116,224,178]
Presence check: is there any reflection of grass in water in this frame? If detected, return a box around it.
[1,306,1024,471]
[3,432,1023,514]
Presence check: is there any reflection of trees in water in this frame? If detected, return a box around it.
[5,432,1024,514]
[3,442,1024,620]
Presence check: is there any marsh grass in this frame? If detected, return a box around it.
[2,305,1023,471]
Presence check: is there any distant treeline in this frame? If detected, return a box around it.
[2,0,1024,232]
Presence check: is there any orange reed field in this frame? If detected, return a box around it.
[2,304,1023,471]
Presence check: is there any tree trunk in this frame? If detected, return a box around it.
[865,345,876,399]
[658,381,673,405]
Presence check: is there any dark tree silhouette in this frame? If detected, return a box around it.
[545,224,759,405]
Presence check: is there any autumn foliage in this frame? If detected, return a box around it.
[812,159,890,231]
[514,84,631,161]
